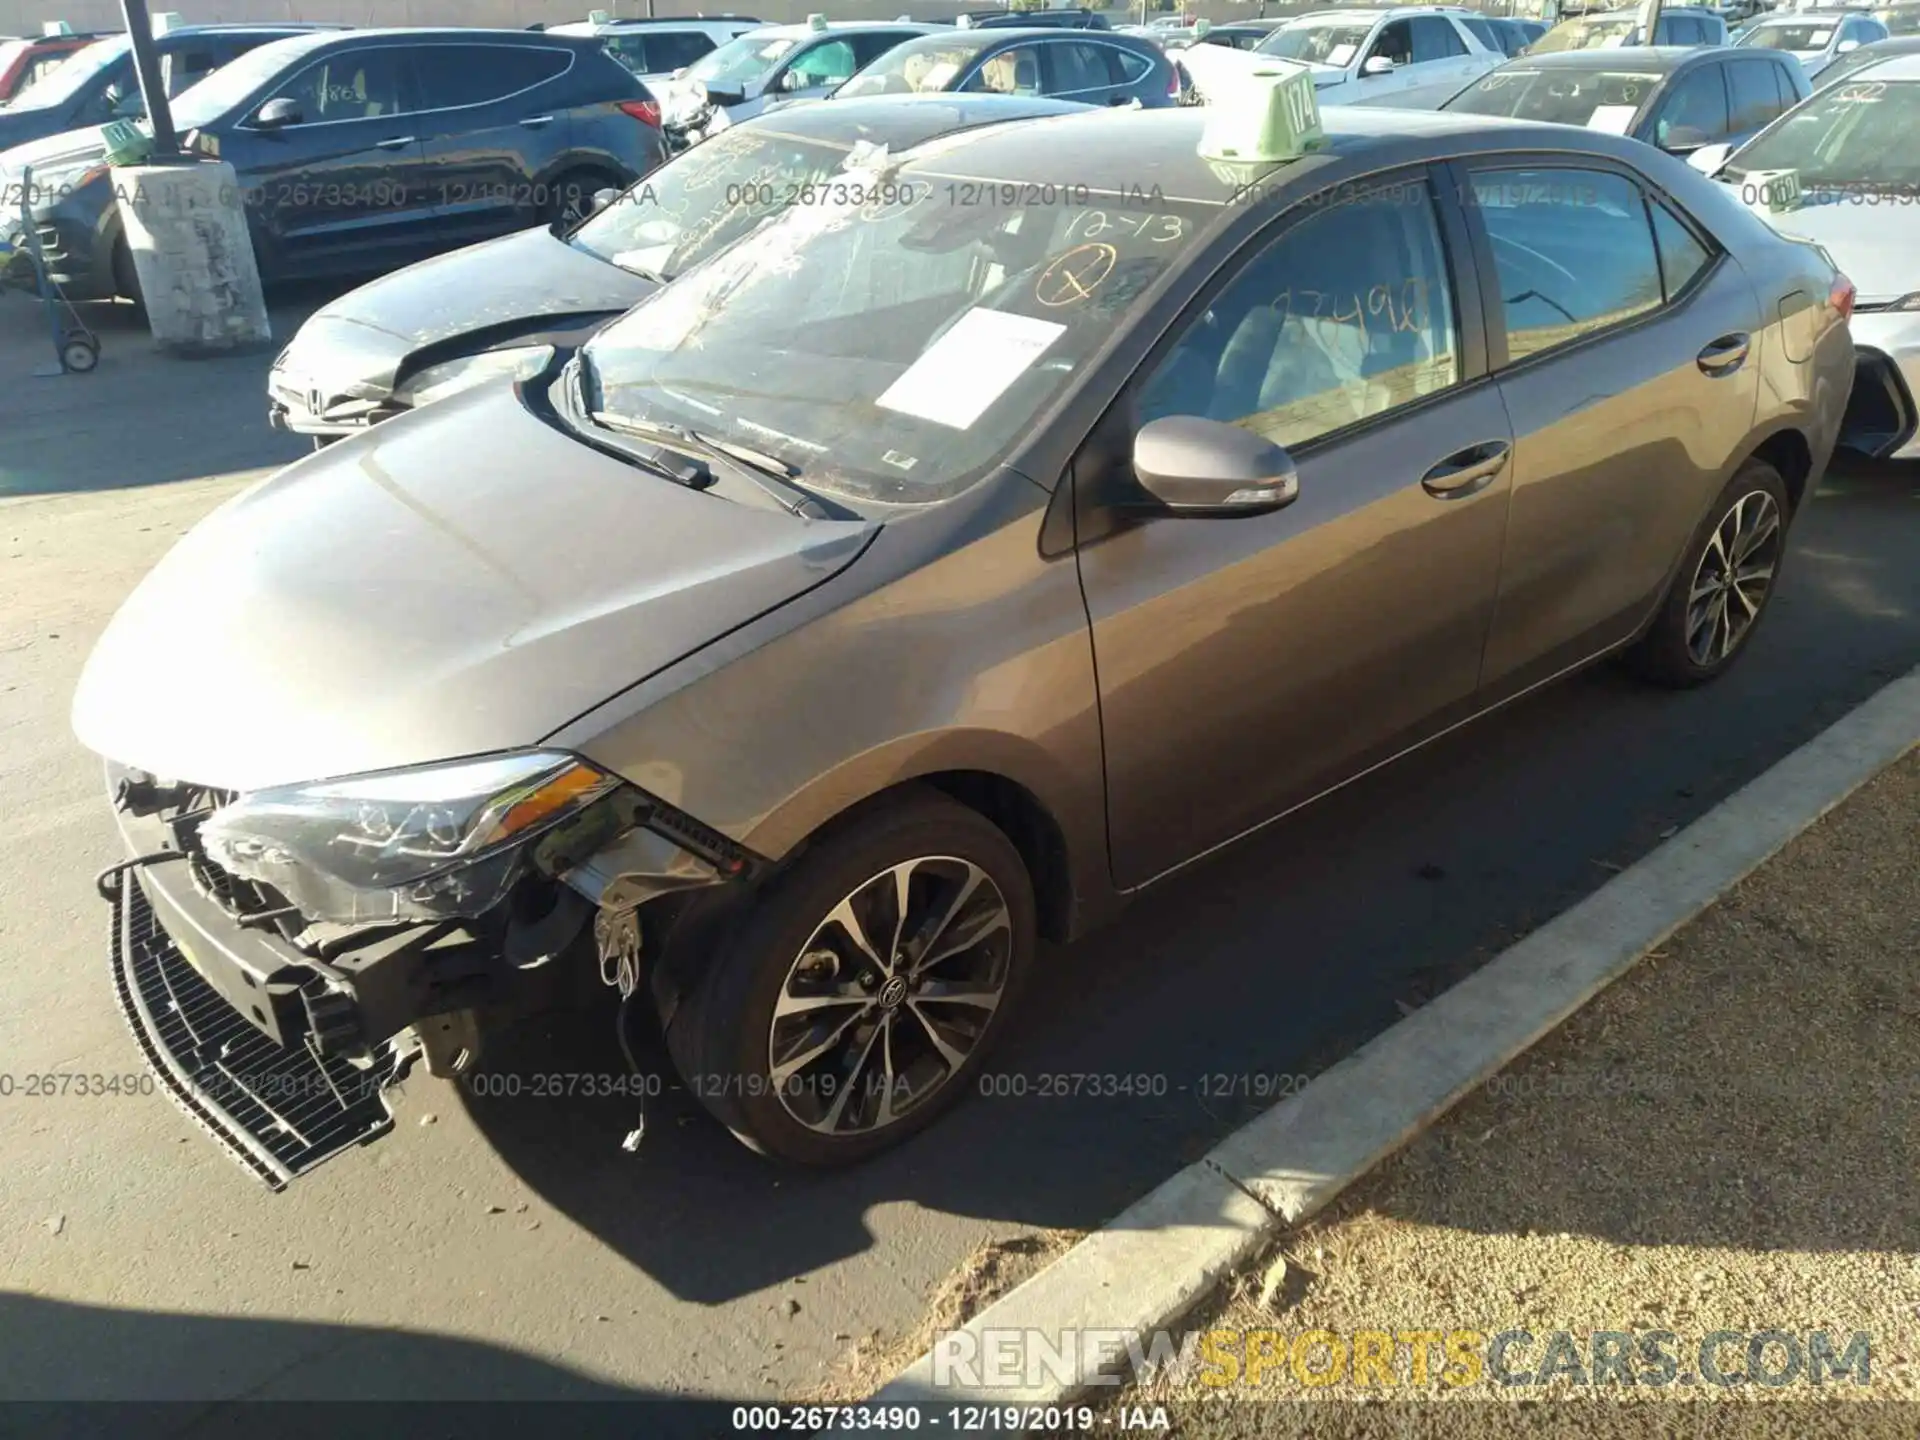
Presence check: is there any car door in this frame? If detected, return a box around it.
[1465,161,1762,693]
[227,44,437,276]
[1351,19,1423,105]
[1647,61,1732,154]
[410,42,578,241]
[1385,16,1478,107]
[1075,169,1515,888]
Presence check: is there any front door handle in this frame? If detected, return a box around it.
[1421,440,1510,499]
[375,135,417,150]
[1697,333,1751,376]
[520,114,555,128]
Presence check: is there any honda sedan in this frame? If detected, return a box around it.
[75,100,1851,1184]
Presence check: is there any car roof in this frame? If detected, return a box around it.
[755,20,940,38]
[1852,50,1920,72]
[893,104,1660,205]
[739,91,1088,147]
[1494,45,1701,71]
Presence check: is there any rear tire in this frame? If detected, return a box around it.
[1624,457,1790,688]
[664,788,1036,1166]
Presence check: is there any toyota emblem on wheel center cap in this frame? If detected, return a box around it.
[877,976,909,1010]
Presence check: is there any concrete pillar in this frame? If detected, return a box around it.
[113,159,272,355]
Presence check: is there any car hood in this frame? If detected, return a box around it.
[288,225,657,391]
[1735,193,1920,302]
[72,384,876,793]
[0,122,106,177]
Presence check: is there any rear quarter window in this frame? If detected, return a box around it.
[417,44,572,111]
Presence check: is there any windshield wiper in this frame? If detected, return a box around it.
[553,355,714,490]
[589,411,828,517]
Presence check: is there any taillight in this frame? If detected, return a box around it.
[1167,65,1181,98]
[1829,272,1856,321]
[619,98,662,127]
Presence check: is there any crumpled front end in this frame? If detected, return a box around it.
[98,759,756,1188]
[1840,308,1920,461]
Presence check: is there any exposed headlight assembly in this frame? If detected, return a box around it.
[391,344,556,408]
[199,751,621,926]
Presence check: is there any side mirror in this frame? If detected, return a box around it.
[779,69,818,92]
[1130,416,1299,517]
[254,96,302,129]
[1836,38,1861,52]
[1687,140,1733,175]
[1361,54,1396,76]
[591,187,622,214]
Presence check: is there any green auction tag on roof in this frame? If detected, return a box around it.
[101,119,153,168]
[1198,62,1324,165]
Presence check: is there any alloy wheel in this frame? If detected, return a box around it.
[1685,489,1781,668]
[767,856,1013,1137]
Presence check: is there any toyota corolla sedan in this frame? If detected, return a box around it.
[75,98,1852,1186]
[267,93,1085,442]
[1696,54,1920,457]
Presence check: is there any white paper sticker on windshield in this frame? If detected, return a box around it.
[1600,33,1628,47]
[1327,41,1358,66]
[1810,28,1833,44]
[1586,104,1639,134]
[876,308,1066,430]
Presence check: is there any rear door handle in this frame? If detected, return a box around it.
[520,114,555,128]
[375,135,417,150]
[1697,333,1751,376]
[1421,440,1510,499]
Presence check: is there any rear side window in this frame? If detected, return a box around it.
[1469,167,1665,364]
[1111,46,1152,80]
[1666,16,1704,44]
[162,45,221,96]
[1410,16,1467,61]
[1049,40,1115,93]
[1462,17,1499,48]
[851,32,910,68]
[1727,58,1781,131]
[646,31,715,73]
[417,44,571,110]
[1648,201,1713,301]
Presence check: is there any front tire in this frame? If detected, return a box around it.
[665,789,1036,1166]
[1625,457,1790,688]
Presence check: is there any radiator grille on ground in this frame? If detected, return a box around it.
[110,878,395,1190]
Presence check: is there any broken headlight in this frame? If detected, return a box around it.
[198,751,621,926]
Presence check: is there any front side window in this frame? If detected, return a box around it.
[9,35,124,108]
[1739,21,1838,50]
[1369,21,1414,67]
[686,33,796,89]
[1470,167,1664,363]
[840,41,977,97]
[649,32,716,73]
[580,174,1215,503]
[1136,181,1460,452]
[266,48,411,123]
[171,33,334,130]
[968,44,1042,95]
[1886,7,1920,34]
[1444,66,1662,128]
[783,38,859,89]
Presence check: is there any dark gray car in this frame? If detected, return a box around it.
[1442,47,1808,160]
[267,94,1087,441]
[75,104,1852,1185]
[2,27,666,304]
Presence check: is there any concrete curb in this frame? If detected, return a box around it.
[867,661,1920,1409]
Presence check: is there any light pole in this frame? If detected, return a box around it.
[118,0,180,159]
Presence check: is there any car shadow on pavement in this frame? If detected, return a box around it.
[458,462,1920,1311]
[0,282,350,500]
[0,1290,749,1434]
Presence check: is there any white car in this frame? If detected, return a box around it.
[1696,53,1920,458]
[1734,9,1889,77]
[547,16,767,85]
[651,18,940,144]
[1178,6,1502,107]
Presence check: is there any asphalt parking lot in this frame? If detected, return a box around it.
[4,290,1920,1412]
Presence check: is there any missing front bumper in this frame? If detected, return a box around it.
[108,873,400,1190]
